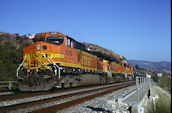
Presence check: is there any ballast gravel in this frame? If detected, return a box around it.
[0,92,14,96]
[2,82,135,113]
[58,85,136,113]
[10,86,120,113]
[10,85,135,113]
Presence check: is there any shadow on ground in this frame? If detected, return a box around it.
[85,106,112,113]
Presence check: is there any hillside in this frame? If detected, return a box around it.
[128,60,171,75]
[0,32,32,80]
[82,42,128,64]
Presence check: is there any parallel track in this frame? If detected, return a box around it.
[0,81,135,113]
[0,84,109,102]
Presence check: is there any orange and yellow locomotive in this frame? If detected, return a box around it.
[17,32,133,91]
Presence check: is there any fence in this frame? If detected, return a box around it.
[0,81,18,90]
[136,76,151,102]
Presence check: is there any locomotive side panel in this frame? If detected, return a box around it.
[91,55,98,71]
[111,62,119,74]
[118,62,125,74]
[103,60,108,73]
[81,51,93,71]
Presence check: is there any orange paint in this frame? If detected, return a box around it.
[23,32,133,76]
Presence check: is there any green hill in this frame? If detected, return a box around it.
[0,32,32,80]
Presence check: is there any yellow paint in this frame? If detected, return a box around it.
[24,51,64,70]
[55,61,81,69]
[52,53,64,58]
[81,51,92,57]
[103,60,108,63]
[23,49,125,76]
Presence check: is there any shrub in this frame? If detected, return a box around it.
[147,95,171,113]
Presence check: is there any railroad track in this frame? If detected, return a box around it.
[0,90,14,96]
[0,84,108,101]
[0,81,135,113]
[0,90,9,93]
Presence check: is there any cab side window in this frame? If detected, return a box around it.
[66,37,73,48]
[71,40,73,48]
[67,38,71,47]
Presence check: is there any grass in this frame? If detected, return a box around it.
[152,73,171,93]
[159,76,171,93]
[148,73,171,113]
[147,95,171,113]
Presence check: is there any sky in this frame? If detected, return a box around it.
[0,0,171,62]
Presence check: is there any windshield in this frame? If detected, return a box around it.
[32,37,45,43]
[46,37,64,45]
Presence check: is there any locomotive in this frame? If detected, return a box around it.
[17,32,134,91]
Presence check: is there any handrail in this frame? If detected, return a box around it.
[16,54,27,79]
[136,76,151,102]
[41,53,61,79]
[16,52,61,80]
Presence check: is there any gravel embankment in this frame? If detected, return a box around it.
[59,85,136,113]
[11,85,128,113]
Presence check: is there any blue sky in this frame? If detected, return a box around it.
[0,0,171,62]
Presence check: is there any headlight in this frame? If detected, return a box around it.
[23,63,27,67]
[37,44,40,50]
[42,62,46,66]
